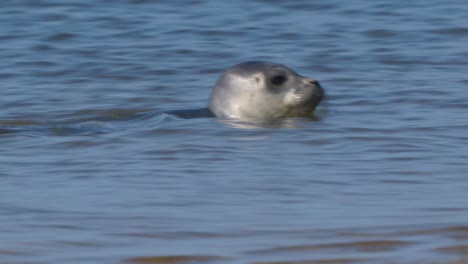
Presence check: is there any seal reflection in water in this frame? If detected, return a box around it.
[209,61,324,119]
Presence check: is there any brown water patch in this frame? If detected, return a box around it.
[442,227,468,233]
[437,245,468,256]
[442,227,468,240]
[0,120,38,125]
[252,258,367,264]
[115,231,243,239]
[258,240,411,253]
[400,226,468,240]
[125,255,224,264]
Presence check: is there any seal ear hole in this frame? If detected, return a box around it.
[271,75,287,86]
[254,76,261,83]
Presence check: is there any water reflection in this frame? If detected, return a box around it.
[217,116,321,129]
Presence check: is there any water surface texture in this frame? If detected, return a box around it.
[2,1,468,263]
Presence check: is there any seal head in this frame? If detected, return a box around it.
[208,61,323,119]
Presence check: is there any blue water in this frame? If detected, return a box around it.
[2,1,468,263]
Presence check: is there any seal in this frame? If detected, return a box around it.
[208,61,323,119]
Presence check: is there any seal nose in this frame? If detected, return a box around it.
[308,79,321,87]
[305,78,324,97]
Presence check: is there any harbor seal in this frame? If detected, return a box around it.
[208,61,324,119]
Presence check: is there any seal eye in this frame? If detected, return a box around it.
[271,75,287,86]
[271,75,288,85]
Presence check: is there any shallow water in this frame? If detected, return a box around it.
[2,1,468,263]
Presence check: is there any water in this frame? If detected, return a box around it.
[2,1,468,263]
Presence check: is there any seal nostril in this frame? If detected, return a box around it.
[309,79,320,86]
